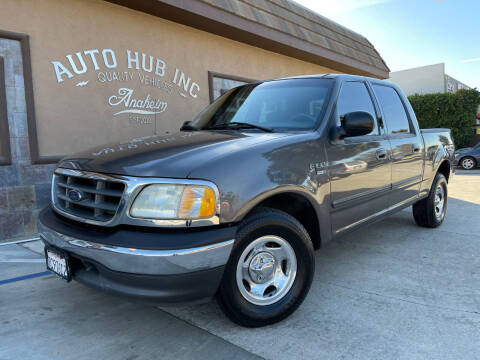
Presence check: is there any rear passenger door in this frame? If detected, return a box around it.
[371,84,424,206]
[327,81,392,235]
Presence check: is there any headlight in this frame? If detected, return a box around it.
[130,184,217,219]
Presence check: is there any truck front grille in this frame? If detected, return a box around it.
[52,170,125,222]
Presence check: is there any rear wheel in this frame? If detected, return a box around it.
[217,207,315,327]
[460,157,476,170]
[412,172,447,228]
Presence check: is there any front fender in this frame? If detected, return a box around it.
[231,184,321,223]
[229,183,331,247]
[188,133,332,245]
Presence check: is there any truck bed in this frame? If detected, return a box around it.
[420,128,455,181]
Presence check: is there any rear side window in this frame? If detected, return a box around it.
[373,85,413,135]
[337,81,378,135]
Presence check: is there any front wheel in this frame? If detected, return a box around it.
[217,207,315,327]
[412,172,448,228]
[460,157,476,170]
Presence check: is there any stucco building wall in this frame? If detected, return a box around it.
[389,63,471,96]
[0,0,342,239]
[0,0,338,159]
[389,63,446,96]
[0,0,386,240]
[0,38,55,239]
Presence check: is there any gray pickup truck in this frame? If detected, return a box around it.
[39,74,454,327]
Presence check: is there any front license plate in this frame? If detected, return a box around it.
[45,247,71,281]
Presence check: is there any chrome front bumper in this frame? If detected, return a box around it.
[38,221,234,276]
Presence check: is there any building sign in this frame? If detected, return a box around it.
[446,81,455,93]
[445,75,471,94]
[107,88,168,116]
[50,48,200,126]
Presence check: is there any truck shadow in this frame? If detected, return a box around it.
[5,195,478,360]
[162,196,480,338]
[6,197,478,360]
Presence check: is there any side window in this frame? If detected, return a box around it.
[372,85,413,135]
[337,81,378,135]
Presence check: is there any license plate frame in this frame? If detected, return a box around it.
[45,246,72,282]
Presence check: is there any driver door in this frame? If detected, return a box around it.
[326,81,392,235]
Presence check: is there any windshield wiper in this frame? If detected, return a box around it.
[229,122,274,132]
[180,121,200,131]
[205,122,273,132]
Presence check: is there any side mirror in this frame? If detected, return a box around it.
[332,111,375,140]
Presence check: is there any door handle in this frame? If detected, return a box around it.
[412,145,421,153]
[376,148,387,160]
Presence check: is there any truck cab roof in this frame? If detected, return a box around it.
[270,73,397,87]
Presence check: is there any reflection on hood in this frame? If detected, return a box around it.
[58,130,288,178]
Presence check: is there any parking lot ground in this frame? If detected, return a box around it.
[1,170,480,360]
[0,244,261,360]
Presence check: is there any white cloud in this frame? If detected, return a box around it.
[293,0,391,17]
[462,58,480,63]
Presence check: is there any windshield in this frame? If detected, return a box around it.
[190,78,333,132]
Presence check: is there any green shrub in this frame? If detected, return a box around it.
[408,89,480,148]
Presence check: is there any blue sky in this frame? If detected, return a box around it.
[294,0,480,89]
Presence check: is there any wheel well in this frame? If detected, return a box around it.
[437,160,451,182]
[249,193,321,250]
[459,155,476,164]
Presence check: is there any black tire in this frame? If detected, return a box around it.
[460,156,476,170]
[412,173,448,228]
[217,207,315,327]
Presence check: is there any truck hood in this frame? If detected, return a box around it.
[58,131,288,178]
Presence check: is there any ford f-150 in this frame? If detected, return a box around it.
[38,74,455,327]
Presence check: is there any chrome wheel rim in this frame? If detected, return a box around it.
[236,235,297,306]
[462,158,474,170]
[434,184,445,220]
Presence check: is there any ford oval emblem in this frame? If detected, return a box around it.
[67,189,83,202]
